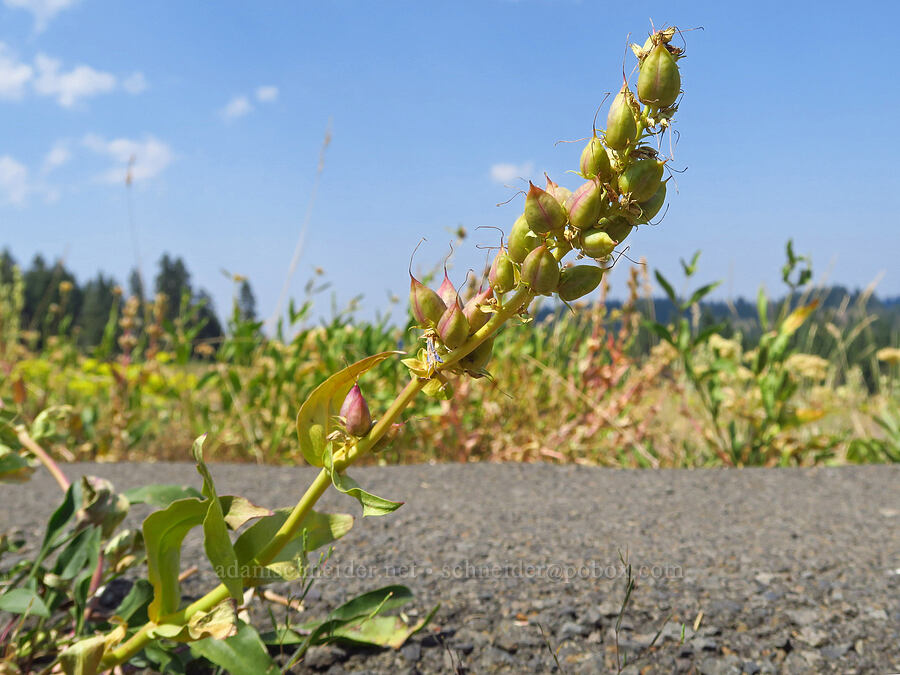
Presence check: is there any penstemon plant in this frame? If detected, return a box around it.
[1,25,688,673]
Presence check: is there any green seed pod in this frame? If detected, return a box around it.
[340,383,372,437]
[638,43,681,109]
[508,213,540,263]
[463,286,493,334]
[489,250,517,294]
[549,238,573,262]
[580,134,612,181]
[437,301,469,349]
[637,180,667,223]
[557,265,605,302]
[524,181,567,235]
[598,216,634,244]
[460,336,495,372]
[409,275,446,327]
[581,228,617,258]
[521,245,560,295]
[606,85,638,151]
[566,179,604,231]
[617,159,665,202]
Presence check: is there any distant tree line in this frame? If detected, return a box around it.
[0,248,258,352]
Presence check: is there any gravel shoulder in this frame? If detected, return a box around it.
[2,462,899,674]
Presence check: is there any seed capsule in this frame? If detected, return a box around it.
[524,181,567,235]
[617,159,665,202]
[581,229,617,258]
[598,216,634,244]
[463,286,493,334]
[637,181,667,223]
[489,250,517,294]
[508,213,540,263]
[521,245,560,295]
[557,265,605,302]
[409,276,446,327]
[437,269,458,308]
[637,43,681,109]
[580,134,612,181]
[545,175,572,207]
[566,179,605,231]
[460,336,495,372]
[606,85,638,151]
[340,384,372,437]
[437,301,469,349]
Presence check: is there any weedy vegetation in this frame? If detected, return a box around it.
[0,24,898,674]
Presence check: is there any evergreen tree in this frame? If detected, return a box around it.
[0,249,16,285]
[77,274,117,347]
[238,279,257,322]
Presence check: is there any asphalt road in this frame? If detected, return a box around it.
[2,462,898,673]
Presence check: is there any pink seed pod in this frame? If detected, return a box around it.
[409,275,446,328]
[437,301,469,349]
[566,179,605,231]
[524,181,567,235]
[579,134,613,181]
[637,43,681,109]
[545,175,572,207]
[606,85,638,151]
[437,269,458,308]
[340,384,372,437]
[508,213,540,264]
[463,286,493,334]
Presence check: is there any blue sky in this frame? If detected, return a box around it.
[2,0,898,326]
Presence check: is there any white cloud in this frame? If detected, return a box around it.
[33,53,116,107]
[255,85,278,103]
[221,95,252,120]
[83,133,174,184]
[490,161,534,184]
[0,43,33,100]
[42,140,70,173]
[122,71,147,95]
[0,155,29,205]
[3,0,78,32]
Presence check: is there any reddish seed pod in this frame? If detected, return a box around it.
[557,265,605,302]
[579,134,613,181]
[437,270,458,308]
[617,159,665,202]
[463,286,493,334]
[521,245,560,295]
[606,85,638,151]
[524,182,567,235]
[508,214,540,264]
[545,175,572,207]
[638,43,681,109]
[340,384,372,437]
[409,276,446,327]
[437,301,469,349]
[489,250,517,294]
[581,229,617,258]
[566,179,605,231]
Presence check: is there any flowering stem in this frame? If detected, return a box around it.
[102,284,533,668]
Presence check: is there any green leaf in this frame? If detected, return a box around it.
[53,525,101,582]
[114,579,154,623]
[123,484,203,508]
[757,287,769,331]
[324,445,403,517]
[422,376,453,400]
[693,322,727,348]
[218,496,272,530]
[190,622,280,675]
[330,603,440,648]
[686,281,721,308]
[191,435,242,602]
[143,497,207,621]
[643,320,673,345]
[327,585,414,622]
[680,250,702,277]
[0,450,33,483]
[296,351,402,467]
[0,588,50,618]
[58,635,106,675]
[232,508,353,585]
[654,270,678,306]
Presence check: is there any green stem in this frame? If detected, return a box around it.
[102,284,534,668]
